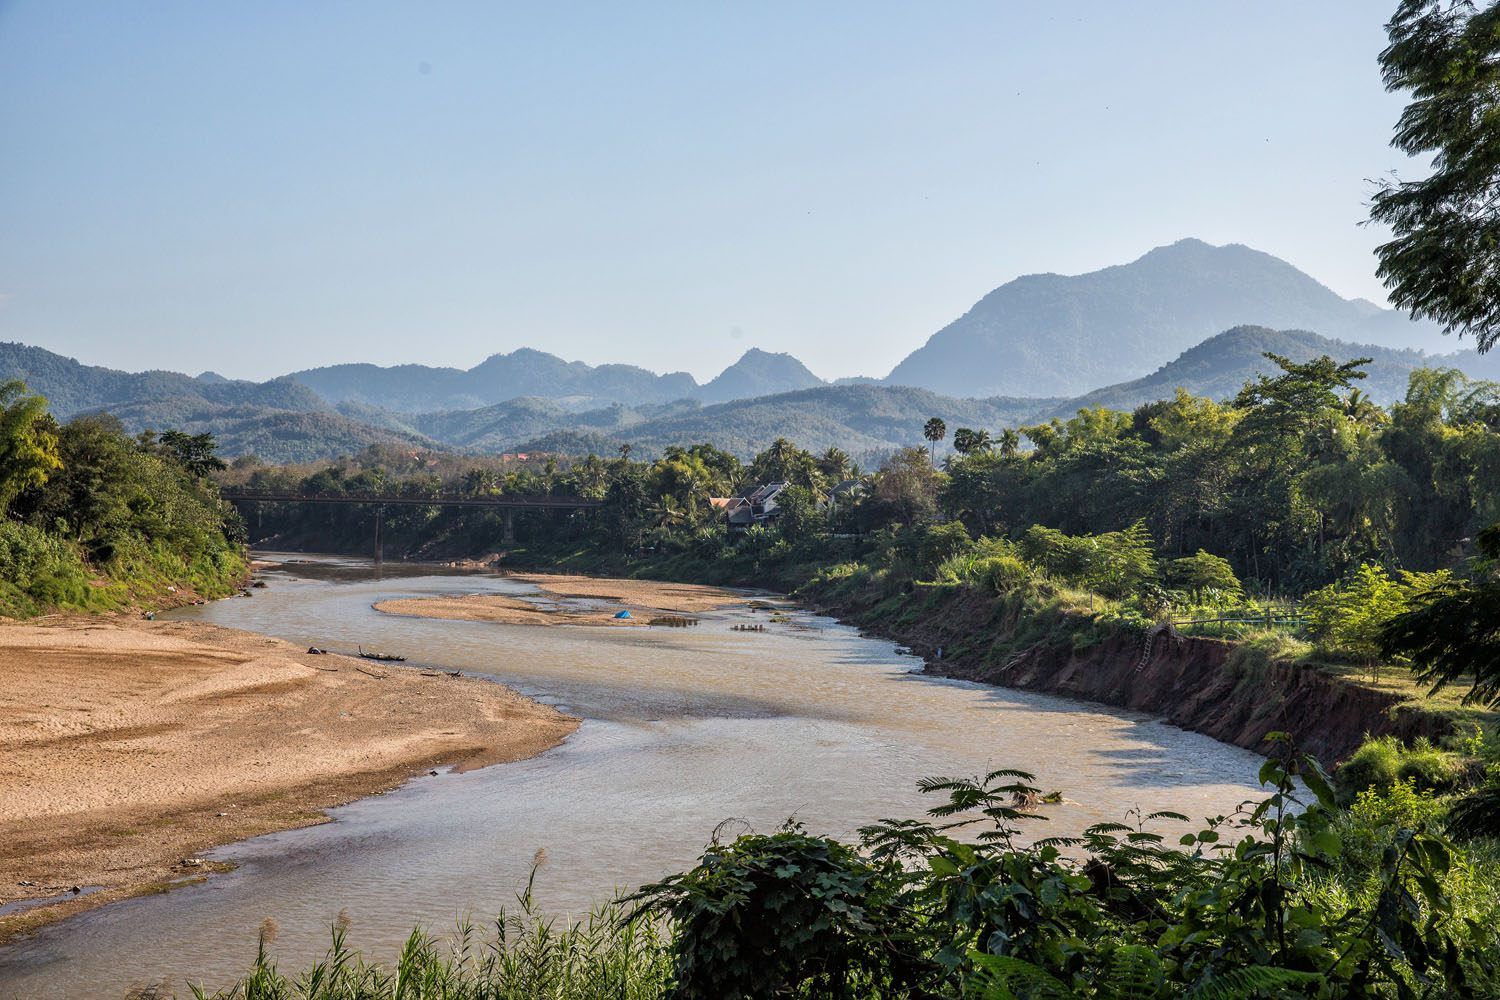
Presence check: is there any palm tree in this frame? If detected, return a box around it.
[1343,388,1383,428]
[999,428,1020,458]
[817,446,853,482]
[923,417,947,461]
[953,428,993,455]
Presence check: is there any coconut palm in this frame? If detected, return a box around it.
[922,417,947,461]
[999,428,1021,458]
[952,428,993,455]
[817,446,853,482]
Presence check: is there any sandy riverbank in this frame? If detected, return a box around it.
[374,573,749,626]
[0,616,577,940]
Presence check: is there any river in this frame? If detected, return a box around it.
[0,557,1265,997]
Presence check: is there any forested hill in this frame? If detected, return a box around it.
[0,341,325,419]
[885,238,1458,398]
[1043,325,1500,418]
[596,384,1049,459]
[0,342,437,464]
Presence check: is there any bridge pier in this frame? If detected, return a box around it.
[374,505,383,563]
[502,509,515,545]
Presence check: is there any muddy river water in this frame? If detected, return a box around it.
[0,557,1265,997]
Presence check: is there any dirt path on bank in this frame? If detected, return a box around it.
[0,616,577,940]
[374,573,748,626]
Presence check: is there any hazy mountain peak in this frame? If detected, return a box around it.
[699,348,825,404]
[884,238,1452,398]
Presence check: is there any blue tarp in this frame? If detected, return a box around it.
[614,610,632,619]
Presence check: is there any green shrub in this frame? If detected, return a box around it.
[1303,564,1451,664]
[1397,737,1461,793]
[0,520,96,617]
[635,827,918,999]
[1165,549,1243,599]
[1337,735,1460,802]
[1337,736,1404,800]
[914,520,971,578]
[981,553,1032,594]
[1335,777,1449,873]
[1017,521,1157,598]
[1223,630,1312,676]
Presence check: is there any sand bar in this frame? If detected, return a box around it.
[0,616,577,940]
[374,573,747,626]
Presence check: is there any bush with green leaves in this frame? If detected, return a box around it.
[632,828,923,1000]
[1165,549,1244,602]
[1333,778,1450,875]
[1018,521,1158,599]
[631,739,1491,999]
[1303,564,1449,665]
[1336,735,1461,803]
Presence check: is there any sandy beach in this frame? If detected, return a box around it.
[374,573,748,626]
[0,616,576,940]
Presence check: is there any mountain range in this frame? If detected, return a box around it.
[3,237,1497,463]
[291,347,822,412]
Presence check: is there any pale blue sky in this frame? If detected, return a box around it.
[0,1,1414,382]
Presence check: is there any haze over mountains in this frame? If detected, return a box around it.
[3,238,1496,462]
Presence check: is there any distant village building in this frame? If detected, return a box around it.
[714,482,788,529]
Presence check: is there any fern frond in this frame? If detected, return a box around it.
[1185,965,1320,999]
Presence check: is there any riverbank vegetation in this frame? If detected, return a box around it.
[0,379,246,617]
[194,735,1500,999]
[223,353,1500,729]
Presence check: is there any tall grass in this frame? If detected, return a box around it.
[185,867,670,1000]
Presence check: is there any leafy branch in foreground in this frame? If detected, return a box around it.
[1382,523,1500,705]
[1372,0,1500,353]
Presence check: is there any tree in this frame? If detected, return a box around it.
[872,447,944,527]
[1303,563,1441,666]
[774,484,823,541]
[1166,550,1243,600]
[749,438,823,494]
[159,430,227,478]
[1371,0,1500,353]
[922,417,946,461]
[1382,522,1500,704]
[649,446,736,527]
[0,380,61,518]
[951,427,992,455]
[998,428,1020,458]
[815,446,853,483]
[1234,354,1371,449]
